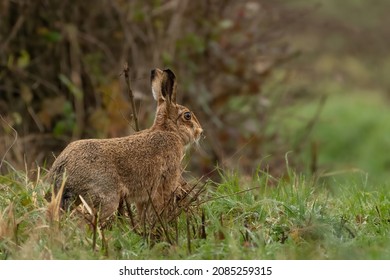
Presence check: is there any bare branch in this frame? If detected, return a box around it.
[123,63,140,132]
[0,115,18,170]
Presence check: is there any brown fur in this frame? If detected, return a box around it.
[47,69,203,223]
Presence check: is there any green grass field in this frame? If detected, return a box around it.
[0,165,388,260]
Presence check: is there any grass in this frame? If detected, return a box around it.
[276,78,390,185]
[277,0,390,186]
[0,165,389,260]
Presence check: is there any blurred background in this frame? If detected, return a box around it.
[1,0,389,184]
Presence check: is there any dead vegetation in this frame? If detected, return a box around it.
[1,0,304,180]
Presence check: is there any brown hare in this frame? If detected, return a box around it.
[47,68,203,224]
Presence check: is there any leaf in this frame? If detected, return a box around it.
[58,74,83,100]
[16,50,30,69]
[20,84,33,104]
[37,27,62,42]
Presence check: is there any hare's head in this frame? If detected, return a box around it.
[151,68,203,145]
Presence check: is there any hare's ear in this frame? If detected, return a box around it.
[162,69,177,104]
[151,68,165,105]
[151,68,177,105]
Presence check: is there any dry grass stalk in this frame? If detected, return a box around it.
[0,203,17,243]
[46,172,66,225]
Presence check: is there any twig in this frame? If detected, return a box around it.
[199,209,207,239]
[186,210,192,254]
[125,199,138,233]
[294,94,327,153]
[167,181,208,224]
[122,63,140,132]
[146,190,172,244]
[0,115,18,170]
[0,15,25,52]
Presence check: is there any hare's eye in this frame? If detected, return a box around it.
[183,112,191,120]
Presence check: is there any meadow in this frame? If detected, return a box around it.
[0,164,388,260]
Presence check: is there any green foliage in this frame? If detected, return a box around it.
[0,168,388,260]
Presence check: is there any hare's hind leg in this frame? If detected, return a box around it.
[61,189,80,211]
[96,191,122,223]
[77,184,121,224]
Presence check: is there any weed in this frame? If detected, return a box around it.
[0,167,388,259]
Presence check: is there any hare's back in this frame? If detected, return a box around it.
[116,130,184,164]
[114,131,184,186]
[49,138,118,184]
